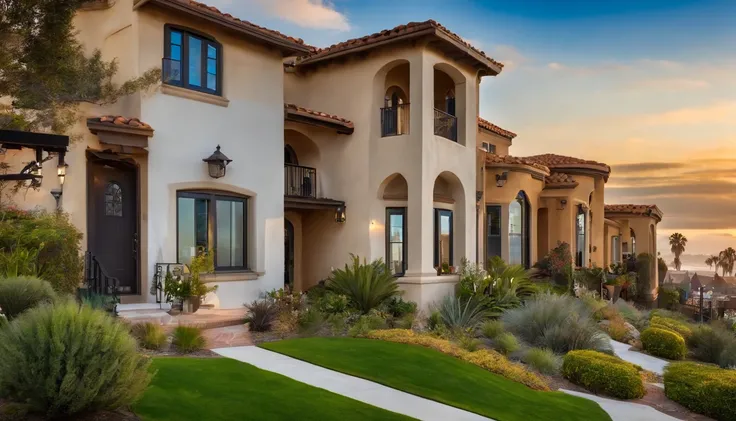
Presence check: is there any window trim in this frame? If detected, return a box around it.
[164,24,223,96]
[486,204,502,265]
[433,208,454,268]
[176,190,248,272]
[575,205,587,267]
[509,191,530,268]
[385,207,407,277]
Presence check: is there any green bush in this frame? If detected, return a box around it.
[172,325,206,353]
[0,209,83,294]
[297,306,324,335]
[130,322,167,350]
[347,313,387,337]
[562,350,645,399]
[522,348,562,375]
[435,295,488,331]
[664,362,736,421]
[427,310,442,330]
[383,296,417,318]
[457,334,482,352]
[480,319,505,339]
[317,292,350,315]
[327,254,399,314]
[0,276,56,320]
[0,299,150,417]
[641,327,686,360]
[688,324,736,367]
[650,315,692,340]
[245,299,278,332]
[658,287,680,310]
[614,300,646,329]
[495,332,520,355]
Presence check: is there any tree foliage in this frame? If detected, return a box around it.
[668,233,687,271]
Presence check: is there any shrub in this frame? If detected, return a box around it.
[658,287,680,310]
[649,308,689,322]
[522,348,561,375]
[0,210,83,294]
[606,317,630,342]
[348,313,387,337]
[366,329,549,390]
[245,299,278,332]
[172,325,206,353]
[562,350,645,399]
[534,242,573,286]
[81,291,118,312]
[576,265,606,292]
[130,322,167,350]
[502,293,611,354]
[383,296,417,318]
[297,306,324,335]
[427,310,442,330]
[325,313,347,335]
[435,295,488,331]
[0,299,150,418]
[688,324,736,367]
[650,316,692,340]
[495,332,520,355]
[614,300,646,329]
[457,334,482,352]
[579,289,606,315]
[641,327,686,360]
[317,292,350,315]
[327,255,399,314]
[664,362,736,421]
[480,319,505,340]
[0,276,56,320]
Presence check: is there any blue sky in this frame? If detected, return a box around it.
[212,0,736,258]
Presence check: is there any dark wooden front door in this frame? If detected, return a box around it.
[88,160,138,294]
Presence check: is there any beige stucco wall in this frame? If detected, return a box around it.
[603,220,622,268]
[477,130,511,156]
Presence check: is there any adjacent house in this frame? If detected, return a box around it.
[0,0,664,309]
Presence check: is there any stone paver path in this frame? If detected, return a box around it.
[610,339,668,375]
[203,325,253,349]
[213,346,491,421]
[561,389,678,421]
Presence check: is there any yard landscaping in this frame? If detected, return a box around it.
[133,357,411,421]
[261,337,611,421]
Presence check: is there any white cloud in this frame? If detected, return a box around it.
[253,0,350,31]
[487,45,527,70]
[628,78,710,92]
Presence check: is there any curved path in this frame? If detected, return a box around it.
[610,339,668,375]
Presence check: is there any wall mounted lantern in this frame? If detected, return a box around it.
[495,171,508,188]
[57,151,67,186]
[203,145,232,179]
[558,199,568,210]
[335,205,346,223]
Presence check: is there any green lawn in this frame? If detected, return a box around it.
[262,337,611,421]
[133,357,412,421]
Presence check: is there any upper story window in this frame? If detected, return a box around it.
[481,142,496,154]
[164,25,222,96]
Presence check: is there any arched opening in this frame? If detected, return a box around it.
[378,173,409,276]
[432,171,466,271]
[284,144,298,165]
[433,64,466,144]
[509,191,531,268]
[284,129,320,198]
[575,204,587,267]
[377,61,410,137]
[379,173,409,201]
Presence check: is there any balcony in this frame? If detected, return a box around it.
[380,104,410,137]
[162,58,182,86]
[285,164,317,199]
[434,108,457,142]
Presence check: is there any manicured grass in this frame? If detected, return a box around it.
[262,337,611,421]
[134,357,411,421]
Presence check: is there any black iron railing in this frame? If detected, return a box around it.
[83,251,120,303]
[162,58,182,85]
[380,104,410,137]
[434,108,458,142]
[285,164,317,198]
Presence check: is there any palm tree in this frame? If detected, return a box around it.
[719,248,736,276]
[705,255,719,271]
[669,233,687,271]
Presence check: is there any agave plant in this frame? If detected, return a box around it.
[435,295,488,331]
[326,254,399,314]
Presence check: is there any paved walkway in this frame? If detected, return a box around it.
[610,340,668,375]
[213,346,490,421]
[561,390,678,421]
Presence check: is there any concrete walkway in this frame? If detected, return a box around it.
[610,340,669,375]
[561,390,678,421]
[213,346,491,421]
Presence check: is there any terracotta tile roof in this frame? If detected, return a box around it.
[90,116,153,130]
[478,117,517,139]
[604,204,663,221]
[296,20,503,74]
[545,172,579,189]
[525,153,611,176]
[485,153,549,174]
[284,103,354,134]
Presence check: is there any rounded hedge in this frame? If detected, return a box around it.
[641,327,686,360]
[562,350,645,399]
[664,362,736,421]
[0,276,57,321]
[649,316,692,340]
[0,299,151,418]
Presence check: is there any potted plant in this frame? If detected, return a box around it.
[164,250,217,314]
[604,274,628,303]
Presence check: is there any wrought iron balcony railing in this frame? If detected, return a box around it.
[380,103,410,137]
[285,164,317,199]
[434,108,458,142]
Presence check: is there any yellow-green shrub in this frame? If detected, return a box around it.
[650,316,692,340]
[366,329,549,390]
[664,362,736,421]
[562,350,645,399]
[641,327,686,360]
[130,322,167,350]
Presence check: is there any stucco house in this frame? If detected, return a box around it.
[0,0,663,309]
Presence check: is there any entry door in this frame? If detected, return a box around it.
[88,161,138,294]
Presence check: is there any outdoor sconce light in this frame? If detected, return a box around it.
[50,189,62,209]
[558,199,568,210]
[203,145,232,179]
[57,152,67,186]
[495,171,508,188]
[335,205,346,223]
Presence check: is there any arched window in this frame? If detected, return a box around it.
[284,145,298,165]
[104,182,123,217]
[576,205,587,267]
[509,191,530,267]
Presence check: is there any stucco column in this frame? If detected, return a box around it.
[590,178,605,267]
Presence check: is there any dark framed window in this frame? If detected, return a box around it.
[177,191,247,271]
[481,142,496,154]
[104,182,123,217]
[486,205,502,264]
[434,209,453,268]
[386,208,407,276]
[576,205,587,267]
[611,235,621,264]
[164,25,222,95]
[509,191,530,268]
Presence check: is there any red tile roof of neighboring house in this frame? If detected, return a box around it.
[604,204,663,221]
[545,172,579,189]
[89,116,153,130]
[478,117,517,140]
[296,20,503,74]
[284,103,354,134]
[485,153,550,174]
[524,153,611,180]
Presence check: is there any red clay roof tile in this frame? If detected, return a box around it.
[485,153,549,174]
[478,117,517,139]
[525,153,611,175]
[284,103,354,132]
[605,204,663,221]
[91,115,153,130]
